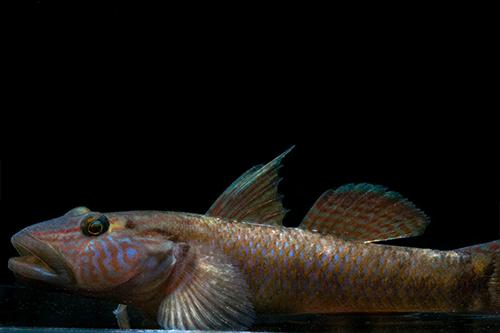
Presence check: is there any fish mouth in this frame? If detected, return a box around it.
[8,232,75,287]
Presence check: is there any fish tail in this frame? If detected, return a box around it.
[457,240,500,310]
[492,251,500,308]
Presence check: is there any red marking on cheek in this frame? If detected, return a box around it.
[76,253,89,282]
[35,233,81,245]
[95,240,111,281]
[108,240,121,273]
[33,227,81,236]
[86,243,99,283]
[60,243,80,254]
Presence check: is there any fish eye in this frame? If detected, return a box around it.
[82,215,109,237]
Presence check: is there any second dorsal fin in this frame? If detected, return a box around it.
[300,183,430,242]
[206,147,293,226]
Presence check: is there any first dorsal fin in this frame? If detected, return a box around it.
[206,147,293,226]
[300,183,430,243]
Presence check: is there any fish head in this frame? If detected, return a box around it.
[8,207,180,301]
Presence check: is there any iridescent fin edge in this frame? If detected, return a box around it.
[299,183,430,242]
[206,146,294,226]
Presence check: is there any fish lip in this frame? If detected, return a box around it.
[8,232,75,287]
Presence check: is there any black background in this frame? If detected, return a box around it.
[1,143,499,285]
[2,0,499,288]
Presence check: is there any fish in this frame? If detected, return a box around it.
[8,147,500,330]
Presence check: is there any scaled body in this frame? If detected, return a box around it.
[8,147,500,330]
[143,212,490,314]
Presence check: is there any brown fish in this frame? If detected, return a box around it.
[8,147,500,330]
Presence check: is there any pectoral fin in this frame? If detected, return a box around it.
[157,245,254,330]
[300,183,430,242]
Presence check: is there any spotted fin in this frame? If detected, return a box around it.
[157,245,255,330]
[300,183,430,242]
[206,146,293,226]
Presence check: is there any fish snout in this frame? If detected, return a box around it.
[9,229,76,287]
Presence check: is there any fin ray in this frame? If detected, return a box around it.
[300,183,430,242]
[157,245,254,330]
[207,147,293,226]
